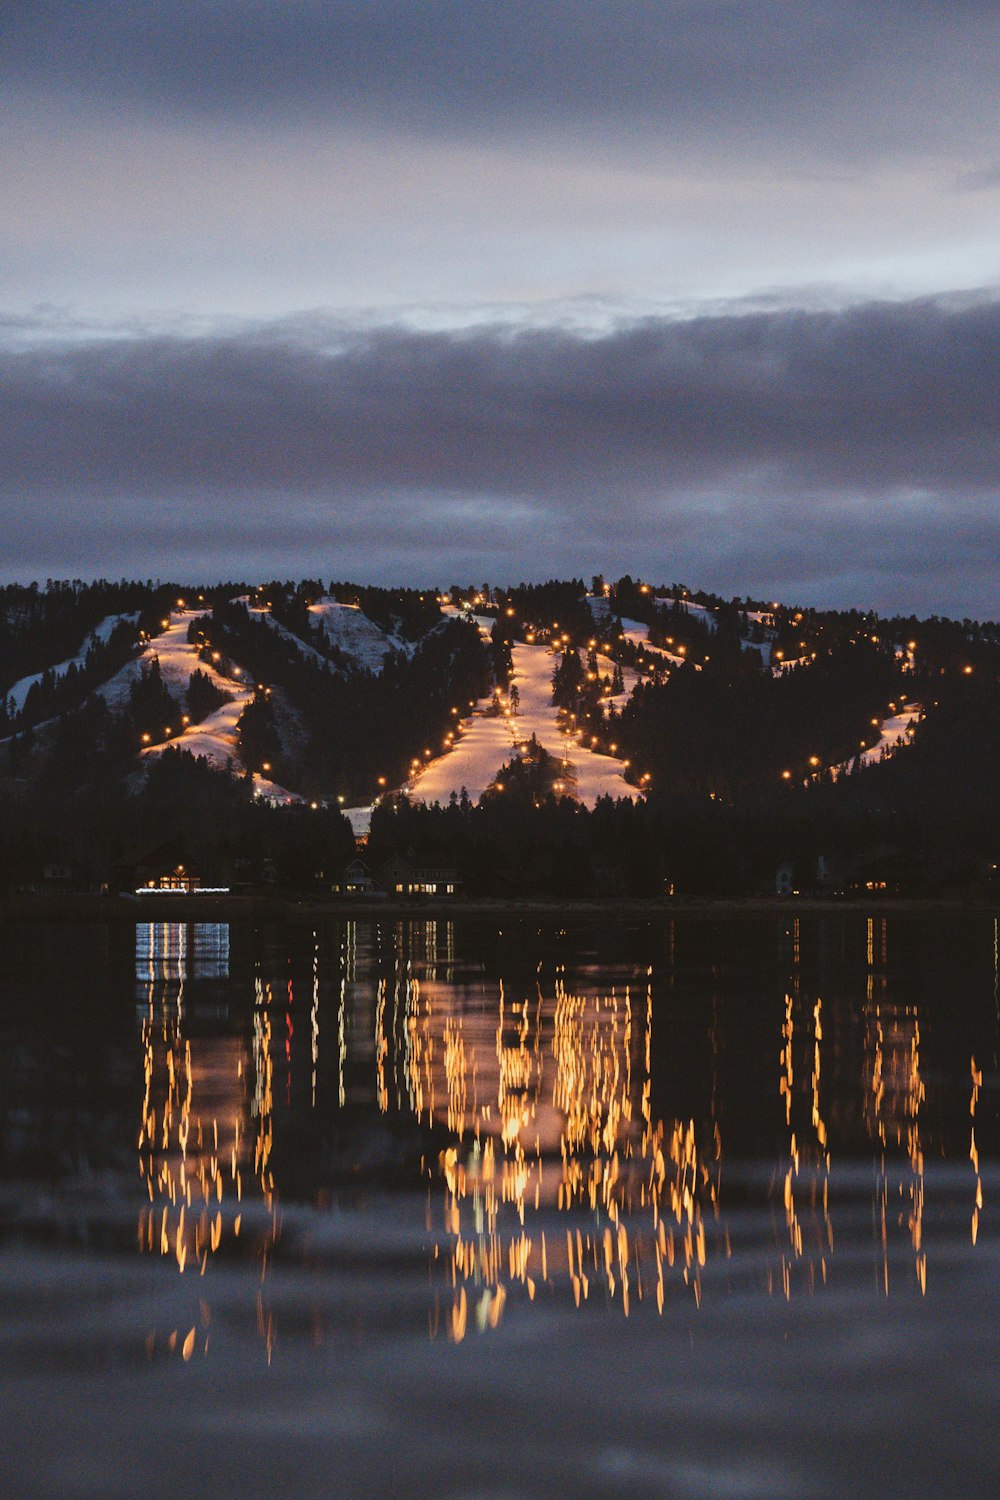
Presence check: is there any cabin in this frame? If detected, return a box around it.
[115,839,230,894]
[374,855,459,897]
[141,863,201,893]
[331,858,379,896]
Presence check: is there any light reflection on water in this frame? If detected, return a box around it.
[125,914,996,1357]
[2,911,999,1499]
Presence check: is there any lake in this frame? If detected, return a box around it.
[1,911,998,1497]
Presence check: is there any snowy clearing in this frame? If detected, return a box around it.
[832,703,921,778]
[655,596,719,632]
[508,642,638,803]
[410,624,639,808]
[771,653,812,676]
[409,709,518,807]
[308,599,408,671]
[618,617,699,670]
[110,611,301,803]
[4,613,138,714]
[241,603,337,671]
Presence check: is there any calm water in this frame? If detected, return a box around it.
[1,912,998,1498]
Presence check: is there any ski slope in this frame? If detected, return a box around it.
[408,709,518,806]
[410,634,637,808]
[618,617,699,670]
[861,703,921,765]
[832,703,921,778]
[104,610,302,802]
[656,596,719,632]
[591,651,641,708]
[130,610,252,763]
[771,653,812,676]
[4,613,138,714]
[508,643,637,802]
[308,600,407,671]
[239,601,335,670]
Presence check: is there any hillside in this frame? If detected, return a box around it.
[1,574,998,897]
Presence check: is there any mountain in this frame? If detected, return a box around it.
[1,575,998,897]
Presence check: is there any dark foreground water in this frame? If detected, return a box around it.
[1,911,998,1498]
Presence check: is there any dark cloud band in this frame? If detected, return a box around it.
[4,295,1000,495]
[4,2,998,164]
[1,294,998,615]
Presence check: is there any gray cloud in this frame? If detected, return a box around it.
[4,2,999,166]
[1,295,998,616]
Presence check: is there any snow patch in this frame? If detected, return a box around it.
[4,612,139,714]
[412,640,638,808]
[771,653,811,676]
[116,611,300,802]
[655,596,719,632]
[832,703,921,778]
[242,605,338,670]
[308,600,409,672]
[618,618,699,671]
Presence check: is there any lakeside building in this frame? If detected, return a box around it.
[332,855,460,898]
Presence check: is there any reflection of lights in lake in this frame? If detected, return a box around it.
[128,915,991,1353]
[863,917,927,1295]
[136,922,278,1360]
[401,951,725,1335]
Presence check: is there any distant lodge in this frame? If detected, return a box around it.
[14,842,993,903]
[331,856,460,898]
[120,846,460,899]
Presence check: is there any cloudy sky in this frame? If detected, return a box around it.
[2,2,999,615]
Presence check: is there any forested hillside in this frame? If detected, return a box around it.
[1,574,997,897]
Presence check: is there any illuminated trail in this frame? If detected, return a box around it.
[831,702,921,779]
[131,610,300,803]
[410,610,637,807]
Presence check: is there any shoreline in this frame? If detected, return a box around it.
[0,892,997,922]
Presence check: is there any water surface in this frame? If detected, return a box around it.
[1,912,998,1497]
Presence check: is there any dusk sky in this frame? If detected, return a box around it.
[2,2,999,616]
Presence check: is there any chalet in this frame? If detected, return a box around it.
[331,858,379,896]
[115,839,230,894]
[374,855,460,897]
[142,863,201,893]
